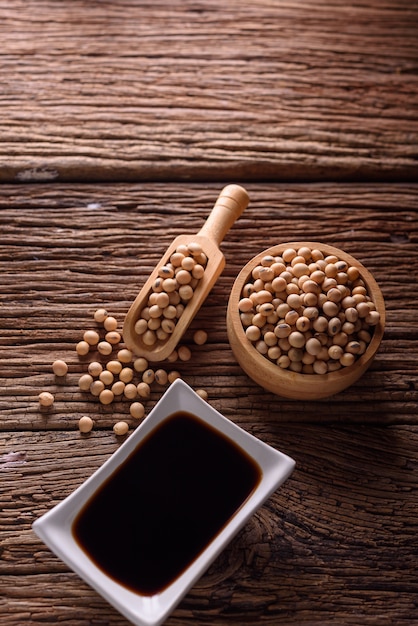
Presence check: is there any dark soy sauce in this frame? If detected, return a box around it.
[72,411,262,595]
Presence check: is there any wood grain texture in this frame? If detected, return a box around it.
[2,1,418,622]
[1,182,417,431]
[0,179,416,620]
[1,424,418,625]
[0,182,417,624]
[0,0,417,183]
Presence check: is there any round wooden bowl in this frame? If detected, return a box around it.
[227,242,385,400]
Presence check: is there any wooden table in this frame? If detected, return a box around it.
[1,2,417,624]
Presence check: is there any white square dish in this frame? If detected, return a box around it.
[33,378,295,626]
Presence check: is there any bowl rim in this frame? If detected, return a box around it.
[227,242,386,399]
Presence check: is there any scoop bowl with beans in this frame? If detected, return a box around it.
[227,242,385,400]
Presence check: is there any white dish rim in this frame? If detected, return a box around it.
[33,378,295,626]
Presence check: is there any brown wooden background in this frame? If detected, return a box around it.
[1,1,418,625]
[1,0,417,184]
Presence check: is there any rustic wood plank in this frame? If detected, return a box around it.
[0,0,417,183]
[1,181,417,623]
[1,182,417,430]
[1,424,418,625]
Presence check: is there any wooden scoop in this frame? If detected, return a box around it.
[123,184,249,360]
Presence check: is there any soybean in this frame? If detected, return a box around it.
[83,330,100,346]
[79,374,94,391]
[88,361,103,377]
[137,382,151,398]
[76,340,90,356]
[103,316,118,332]
[98,341,113,355]
[78,416,94,433]
[239,246,380,374]
[178,345,192,361]
[193,330,208,345]
[133,242,208,345]
[94,308,108,323]
[39,391,54,407]
[167,370,181,383]
[196,389,208,401]
[113,421,129,436]
[130,402,145,419]
[52,359,68,377]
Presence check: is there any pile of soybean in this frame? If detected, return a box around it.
[39,308,208,437]
[238,246,381,375]
[133,242,207,346]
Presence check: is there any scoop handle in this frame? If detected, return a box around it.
[197,184,249,246]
